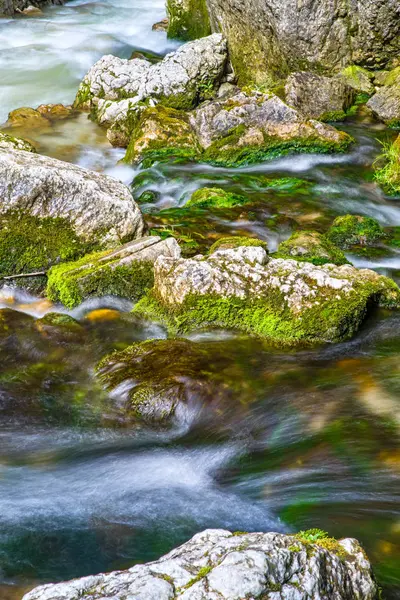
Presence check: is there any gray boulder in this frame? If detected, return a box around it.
[285,72,355,121]
[22,528,378,600]
[75,34,227,146]
[367,70,400,126]
[0,149,145,247]
[0,132,36,153]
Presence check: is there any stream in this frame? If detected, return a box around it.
[0,0,400,599]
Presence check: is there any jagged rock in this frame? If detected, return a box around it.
[275,231,350,266]
[189,91,353,167]
[167,0,211,41]
[367,69,400,127]
[75,34,227,146]
[0,132,36,153]
[341,66,375,96]
[47,236,181,308]
[133,246,400,345]
[0,149,145,250]
[285,72,355,121]
[22,528,378,600]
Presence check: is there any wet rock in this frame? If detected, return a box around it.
[327,215,386,249]
[374,134,400,195]
[167,0,211,41]
[22,528,379,600]
[124,105,200,165]
[36,103,73,120]
[285,72,355,121]
[187,187,249,209]
[340,66,375,96]
[5,107,50,129]
[0,0,62,16]
[133,246,400,345]
[189,90,353,167]
[152,17,169,32]
[275,231,350,266]
[47,236,181,308]
[75,34,227,146]
[0,149,145,250]
[0,132,36,153]
[367,69,400,127]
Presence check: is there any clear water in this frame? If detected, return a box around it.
[0,1,400,599]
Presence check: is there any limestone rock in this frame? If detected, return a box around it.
[133,246,400,345]
[189,91,353,167]
[0,149,145,248]
[75,35,227,146]
[47,236,181,308]
[285,72,355,121]
[0,132,36,153]
[367,72,400,127]
[276,231,350,266]
[22,528,378,600]
[340,66,375,96]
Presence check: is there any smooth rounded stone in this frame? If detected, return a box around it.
[75,35,227,146]
[47,236,181,308]
[0,132,36,152]
[22,528,379,600]
[5,107,50,129]
[133,246,400,345]
[0,149,145,248]
[327,215,386,249]
[189,90,353,167]
[203,0,400,84]
[285,72,355,121]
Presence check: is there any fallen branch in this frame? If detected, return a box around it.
[1,271,47,280]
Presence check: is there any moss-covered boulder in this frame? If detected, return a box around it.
[327,215,386,249]
[367,69,400,127]
[0,132,36,152]
[275,231,350,266]
[187,187,249,209]
[133,246,400,346]
[5,107,50,129]
[124,105,200,166]
[374,134,400,195]
[166,0,211,41]
[340,66,375,96]
[190,91,354,168]
[209,236,268,254]
[47,237,181,308]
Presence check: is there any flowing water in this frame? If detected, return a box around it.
[0,1,400,599]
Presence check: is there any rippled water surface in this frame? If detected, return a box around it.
[0,0,400,599]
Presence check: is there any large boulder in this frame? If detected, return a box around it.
[167,0,211,40]
[0,150,145,278]
[47,236,181,308]
[188,90,353,167]
[367,69,400,127]
[75,34,227,146]
[22,528,378,600]
[285,72,355,121]
[133,245,400,345]
[183,0,400,84]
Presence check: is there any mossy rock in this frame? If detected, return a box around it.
[5,107,50,129]
[0,132,36,153]
[187,187,250,209]
[0,210,94,284]
[340,66,375,95]
[166,0,211,41]
[274,231,350,266]
[327,215,386,249]
[209,236,268,254]
[374,135,400,195]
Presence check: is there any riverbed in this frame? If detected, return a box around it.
[0,0,399,598]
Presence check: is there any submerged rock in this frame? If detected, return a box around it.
[285,72,355,121]
[275,231,350,266]
[187,187,249,209]
[47,236,181,308]
[23,528,378,600]
[133,246,400,345]
[75,34,227,145]
[0,132,36,153]
[327,215,386,249]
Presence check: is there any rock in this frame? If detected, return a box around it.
[327,215,387,249]
[133,246,400,345]
[75,34,227,146]
[187,187,249,209]
[189,90,353,167]
[20,4,42,13]
[167,0,211,41]
[152,17,169,32]
[367,70,400,127]
[275,231,350,266]
[22,528,379,600]
[209,236,268,253]
[285,72,355,121]
[0,0,62,16]
[203,0,400,84]
[5,107,50,129]
[0,150,145,277]
[374,134,400,195]
[0,132,36,153]
[36,103,73,120]
[340,66,375,96]
[47,236,181,308]
[124,105,200,165]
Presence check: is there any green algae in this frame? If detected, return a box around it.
[274,231,350,266]
[327,215,386,249]
[187,187,250,209]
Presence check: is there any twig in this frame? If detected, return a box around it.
[1,271,47,280]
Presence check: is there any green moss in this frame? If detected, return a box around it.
[374,137,400,195]
[183,565,212,589]
[209,236,268,254]
[187,187,250,209]
[47,250,154,308]
[293,529,349,561]
[320,110,347,123]
[73,82,92,109]
[0,210,93,279]
[327,215,386,248]
[274,231,350,266]
[167,0,211,41]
